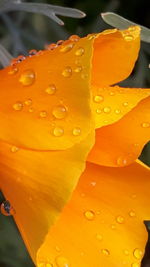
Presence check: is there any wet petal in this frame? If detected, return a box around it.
[0,131,94,262]
[37,160,150,267]
[91,85,150,128]
[92,26,140,87]
[0,36,94,150]
[88,96,150,167]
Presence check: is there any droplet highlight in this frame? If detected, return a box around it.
[53,127,64,137]
[55,256,70,267]
[62,67,72,78]
[75,47,84,56]
[72,127,81,136]
[52,105,67,119]
[116,215,125,224]
[84,210,95,221]
[133,248,143,259]
[13,102,23,111]
[19,69,35,86]
[45,84,56,95]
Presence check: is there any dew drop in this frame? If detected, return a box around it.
[75,47,84,56]
[101,249,110,256]
[8,66,18,75]
[110,91,115,96]
[96,108,102,114]
[29,107,34,113]
[45,84,56,95]
[53,127,64,137]
[19,69,35,86]
[11,146,19,153]
[123,102,128,107]
[129,210,136,217]
[57,40,64,46]
[69,35,80,42]
[133,248,143,259]
[110,224,116,230]
[84,210,95,221]
[38,262,53,267]
[72,127,81,136]
[74,66,82,73]
[55,256,70,267]
[60,43,74,53]
[24,99,32,106]
[39,111,47,118]
[62,67,72,78]
[116,215,125,224]
[52,105,67,119]
[141,122,150,128]
[103,107,111,113]
[115,109,121,114]
[94,95,104,103]
[29,49,37,56]
[13,102,23,111]
[124,35,134,41]
[0,200,15,216]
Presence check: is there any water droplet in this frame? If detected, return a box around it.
[29,49,37,56]
[60,43,74,53]
[116,215,125,224]
[0,200,15,216]
[11,146,19,153]
[133,248,143,259]
[81,73,88,79]
[141,122,150,128]
[129,210,136,217]
[123,250,129,256]
[69,35,80,42]
[124,35,134,41]
[13,102,23,111]
[94,95,104,103]
[53,127,64,137]
[88,34,97,40]
[72,127,81,136]
[123,102,128,107]
[96,108,102,114]
[55,256,70,267]
[24,99,32,106]
[110,224,116,230]
[57,40,64,46]
[103,107,111,113]
[62,67,72,78]
[52,105,67,119]
[110,91,115,96]
[19,69,35,86]
[131,263,139,267]
[115,109,121,114]
[75,47,84,56]
[38,262,53,267]
[84,210,95,220]
[45,84,56,95]
[29,107,34,113]
[39,111,47,118]
[101,249,110,256]
[8,66,18,75]
[96,234,103,241]
[74,66,82,73]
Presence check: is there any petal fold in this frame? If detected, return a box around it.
[37,160,150,267]
[0,131,94,262]
[88,96,150,167]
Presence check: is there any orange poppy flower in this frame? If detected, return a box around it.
[0,26,150,267]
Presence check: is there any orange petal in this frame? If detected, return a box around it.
[0,131,94,262]
[0,36,94,150]
[92,26,140,87]
[91,85,150,128]
[88,96,150,167]
[37,160,150,267]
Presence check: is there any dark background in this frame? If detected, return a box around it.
[0,0,150,266]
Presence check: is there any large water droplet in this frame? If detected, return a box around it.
[0,200,15,216]
[53,127,64,137]
[133,248,143,259]
[45,84,56,95]
[75,47,84,56]
[13,102,23,111]
[62,67,72,78]
[52,105,67,119]
[94,95,104,103]
[116,215,125,224]
[84,210,95,220]
[72,127,81,136]
[19,69,35,86]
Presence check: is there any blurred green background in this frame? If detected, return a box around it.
[0,0,149,266]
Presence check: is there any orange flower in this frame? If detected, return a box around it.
[0,26,150,267]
